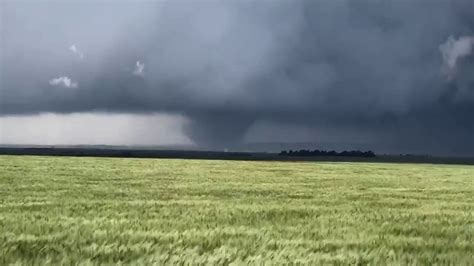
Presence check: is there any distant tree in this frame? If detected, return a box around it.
[278,149,376,158]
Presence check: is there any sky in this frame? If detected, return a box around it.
[1,0,474,155]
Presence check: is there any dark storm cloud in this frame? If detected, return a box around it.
[1,0,474,153]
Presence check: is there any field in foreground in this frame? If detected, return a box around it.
[0,156,473,265]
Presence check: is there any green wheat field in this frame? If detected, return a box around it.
[0,155,473,265]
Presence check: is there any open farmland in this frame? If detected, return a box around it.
[0,155,473,265]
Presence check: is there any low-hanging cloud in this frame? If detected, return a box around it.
[439,36,474,79]
[133,61,145,77]
[69,44,84,59]
[2,0,474,154]
[49,76,79,89]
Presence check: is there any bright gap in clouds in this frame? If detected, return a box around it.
[0,113,194,146]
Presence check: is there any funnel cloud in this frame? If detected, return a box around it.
[1,0,474,154]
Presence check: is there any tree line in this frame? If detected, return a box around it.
[279,149,376,158]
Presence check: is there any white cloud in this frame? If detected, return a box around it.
[439,36,474,79]
[133,60,145,76]
[49,76,79,88]
[69,44,84,59]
